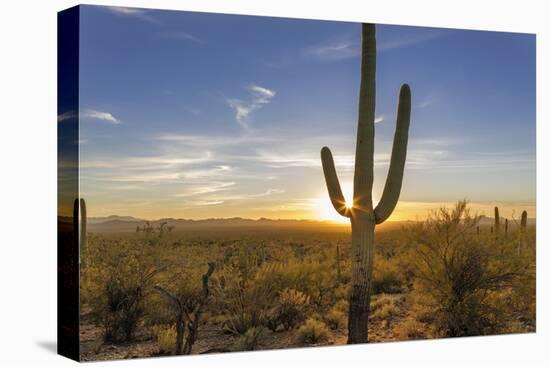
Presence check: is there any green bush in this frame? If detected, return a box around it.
[232,327,264,351]
[372,256,404,294]
[212,265,276,335]
[82,238,159,343]
[323,300,347,330]
[295,318,329,344]
[266,288,309,331]
[324,309,346,330]
[156,325,176,355]
[370,294,403,322]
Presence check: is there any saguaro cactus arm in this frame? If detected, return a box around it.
[374,84,411,224]
[321,147,351,218]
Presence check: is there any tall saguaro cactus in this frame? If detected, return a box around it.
[320,23,411,344]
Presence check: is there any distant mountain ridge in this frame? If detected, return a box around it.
[88,216,352,233]
[86,215,535,233]
[88,215,144,224]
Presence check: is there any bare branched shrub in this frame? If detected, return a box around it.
[406,200,521,337]
[154,263,215,355]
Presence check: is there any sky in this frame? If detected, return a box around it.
[72,5,536,221]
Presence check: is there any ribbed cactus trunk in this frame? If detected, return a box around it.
[320,23,411,344]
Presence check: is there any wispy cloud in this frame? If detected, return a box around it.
[157,133,278,147]
[253,150,357,169]
[107,6,159,24]
[80,151,213,170]
[57,111,77,122]
[375,114,385,124]
[176,181,236,198]
[193,200,225,206]
[58,109,120,124]
[228,84,276,128]
[82,109,120,124]
[304,29,445,61]
[378,31,444,51]
[303,36,358,61]
[157,31,203,44]
[202,188,285,202]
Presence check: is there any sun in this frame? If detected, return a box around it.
[317,182,354,224]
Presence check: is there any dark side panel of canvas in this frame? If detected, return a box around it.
[57,5,80,362]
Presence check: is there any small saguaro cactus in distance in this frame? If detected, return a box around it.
[73,198,79,250]
[80,198,87,266]
[521,210,528,231]
[519,210,528,256]
[320,23,411,344]
[74,198,87,266]
[336,245,342,282]
[505,218,509,235]
[494,206,500,235]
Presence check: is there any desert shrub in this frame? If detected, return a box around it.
[323,300,347,330]
[244,260,336,313]
[232,327,264,351]
[212,265,276,335]
[506,226,536,329]
[333,284,349,301]
[256,260,336,312]
[101,277,147,343]
[372,256,404,294]
[295,318,329,344]
[406,201,522,337]
[82,238,159,343]
[266,288,309,331]
[332,299,349,314]
[370,294,404,322]
[153,263,216,355]
[156,325,177,355]
[394,318,426,340]
[324,310,345,331]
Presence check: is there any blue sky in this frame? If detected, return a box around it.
[75,5,536,220]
